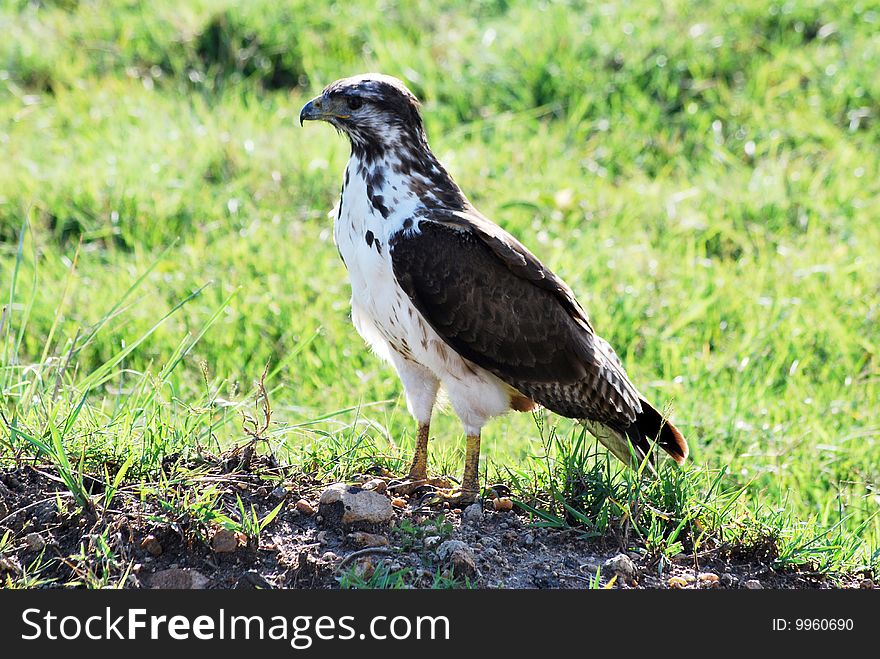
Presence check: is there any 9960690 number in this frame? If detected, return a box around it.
[795,619,853,631]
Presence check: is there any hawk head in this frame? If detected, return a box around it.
[300,74,426,153]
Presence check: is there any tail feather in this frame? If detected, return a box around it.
[581,399,688,468]
[626,399,688,465]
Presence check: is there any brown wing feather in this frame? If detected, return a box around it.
[389,212,642,429]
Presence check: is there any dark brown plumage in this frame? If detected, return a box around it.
[390,212,688,465]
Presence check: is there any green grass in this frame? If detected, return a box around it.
[1,0,879,583]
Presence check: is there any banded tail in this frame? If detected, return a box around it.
[581,399,688,468]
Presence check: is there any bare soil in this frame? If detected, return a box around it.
[0,460,873,590]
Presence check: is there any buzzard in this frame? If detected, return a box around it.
[300,74,688,504]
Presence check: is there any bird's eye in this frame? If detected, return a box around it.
[346,97,363,111]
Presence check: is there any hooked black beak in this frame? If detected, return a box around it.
[299,96,325,126]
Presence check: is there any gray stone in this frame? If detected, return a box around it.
[744,579,763,589]
[25,532,45,552]
[603,553,637,581]
[462,503,484,525]
[436,540,477,580]
[318,482,394,528]
[149,568,209,589]
[423,535,441,549]
[346,531,389,548]
[721,573,738,587]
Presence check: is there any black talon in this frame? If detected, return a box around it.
[411,484,438,499]
[486,483,512,498]
[416,490,443,508]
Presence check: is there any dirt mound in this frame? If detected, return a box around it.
[0,463,872,590]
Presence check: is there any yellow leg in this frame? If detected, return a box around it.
[459,434,481,500]
[406,422,430,483]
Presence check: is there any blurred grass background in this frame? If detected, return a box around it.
[1,0,878,561]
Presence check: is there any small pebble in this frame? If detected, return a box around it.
[211,528,240,553]
[744,579,763,589]
[462,503,484,525]
[424,535,441,548]
[25,533,45,552]
[321,551,338,562]
[493,497,514,512]
[698,572,720,586]
[603,554,637,581]
[353,556,374,579]
[362,479,387,494]
[295,499,315,516]
[140,534,162,557]
[668,576,689,588]
[346,531,389,548]
[391,497,407,508]
[721,573,738,587]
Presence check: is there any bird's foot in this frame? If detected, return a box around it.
[415,486,480,508]
[387,475,452,498]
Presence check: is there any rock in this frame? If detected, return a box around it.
[668,576,690,588]
[437,540,477,579]
[211,528,242,553]
[353,557,375,580]
[270,485,287,500]
[744,579,763,589]
[532,566,561,588]
[149,568,209,589]
[1,475,20,490]
[25,533,45,552]
[318,483,394,528]
[391,497,407,508]
[698,572,720,587]
[140,534,162,557]
[362,479,387,494]
[462,503,483,525]
[523,533,535,547]
[424,535,441,549]
[321,551,339,563]
[295,499,315,516]
[603,553,637,582]
[720,573,738,587]
[0,555,22,575]
[859,578,874,589]
[346,531,390,548]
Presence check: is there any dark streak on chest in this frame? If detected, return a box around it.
[366,182,390,219]
[364,230,383,255]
